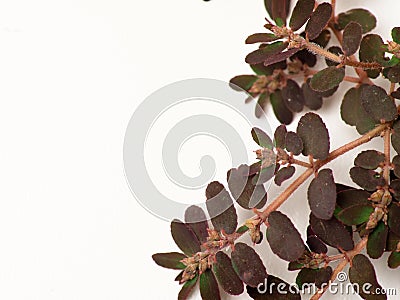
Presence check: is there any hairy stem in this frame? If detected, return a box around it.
[311,237,368,300]
[260,123,389,220]
[383,128,391,185]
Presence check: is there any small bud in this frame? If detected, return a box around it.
[369,189,384,203]
[381,189,392,206]
[198,258,208,274]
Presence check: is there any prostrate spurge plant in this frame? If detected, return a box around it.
[152,1,400,299]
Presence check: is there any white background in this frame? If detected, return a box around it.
[0,0,399,299]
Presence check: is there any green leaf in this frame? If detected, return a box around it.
[274,124,287,149]
[229,75,257,91]
[289,0,315,31]
[335,189,373,226]
[359,34,385,78]
[350,167,385,192]
[310,66,345,93]
[213,251,244,295]
[252,127,274,149]
[302,79,323,110]
[297,112,330,160]
[349,254,387,300]
[274,166,295,186]
[388,251,400,269]
[360,85,398,123]
[231,242,267,287]
[200,270,221,300]
[178,276,198,300]
[206,181,237,234]
[342,22,363,56]
[354,150,385,170]
[152,252,187,269]
[282,80,305,113]
[308,169,336,220]
[310,214,354,251]
[285,131,303,155]
[270,90,293,125]
[247,275,301,299]
[246,33,279,44]
[246,42,289,65]
[227,165,268,209]
[266,211,305,261]
[367,222,388,259]
[185,205,209,243]
[392,27,400,44]
[337,9,377,34]
[264,0,291,26]
[305,3,333,40]
[296,267,332,289]
[171,219,201,256]
[388,204,400,236]
[340,86,377,134]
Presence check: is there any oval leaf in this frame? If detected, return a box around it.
[302,79,323,110]
[342,22,363,56]
[296,267,332,289]
[171,219,201,256]
[274,124,287,149]
[310,214,354,251]
[252,127,274,149]
[200,270,221,300]
[270,90,293,125]
[360,85,397,123]
[308,169,336,220]
[289,0,315,31]
[264,0,291,26]
[178,276,198,300]
[388,251,400,269]
[263,48,301,67]
[282,79,305,112]
[388,204,400,236]
[392,27,400,44]
[354,150,385,170]
[229,75,257,91]
[206,181,238,234]
[305,3,333,40]
[392,120,400,154]
[335,189,373,226]
[285,131,303,155]
[307,225,328,254]
[246,42,288,65]
[267,211,305,261]
[350,166,385,191]
[213,251,244,295]
[297,112,330,160]
[310,66,345,93]
[152,252,187,270]
[359,34,385,78]
[367,221,388,259]
[337,9,377,34]
[185,205,209,243]
[246,33,279,44]
[274,166,296,186]
[231,242,267,287]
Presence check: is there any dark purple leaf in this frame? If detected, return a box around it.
[246,42,289,65]
[178,276,198,300]
[292,49,317,67]
[296,267,332,289]
[152,252,186,270]
[349,254,387,300]
[200,270,221,300]
[305,3,333,40]
[337,9,377,34]
[231,242,267,287]
[264,0,291,26]
[263,48,300,67]
[252,127,274,149]
[310,214,354,251]
[307,225,328,254]
[229,75,257,92]
[274,125,287,149]
[390,179,400,201]
[185,205,209,243]
[282,80,305,112]
[388,204,400,236]
[227,165,268,209]
[310,66,345,93]
[213,251,244,295]
[274,166,296,186]
[341,85,377,134]
[350,167,385,191]
[393,156,400,178]
[302,79,323,110]
[312,29,331,48]
[308,169,336,220]
[325,46,343,67]
[367,221,388,259]
[267,211,305,261]
[359,34,385,78]
[297,112,330,160]
[391,87,400,99]
[354,150,385,170]
[360,85,397,123]
[246,33,279,44]
[270,90,293,125]
[384,65,400,83]
[285,131,303,155]
[206,181,237,234]
[247,275,301,299]
[171,219,201,256]
[289,0,315,31]
[255,92,269,119]
[251,60,287,76]
[392,120,400,154]
[342,22,363,56]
